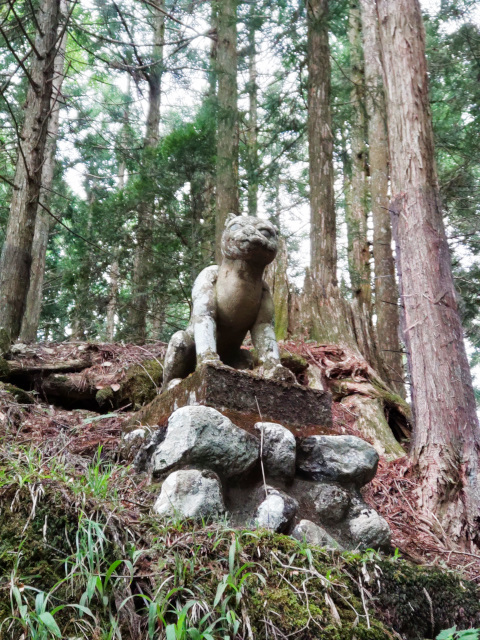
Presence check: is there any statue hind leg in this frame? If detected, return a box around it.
[162,330,196,389]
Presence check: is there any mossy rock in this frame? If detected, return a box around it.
[374,559,480,639]
[96,386,114,407]
[118,358,163,410]
[1,382,34,404]
[280,350,308,375]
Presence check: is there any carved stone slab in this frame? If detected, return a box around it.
[124,363,332,438]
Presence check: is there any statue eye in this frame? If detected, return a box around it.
[229,223,241,232]
[259,228,274,238]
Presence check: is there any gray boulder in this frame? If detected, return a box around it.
[297,435,379,487]
[152,406,259,479]
[123,427,147,443]
[254,422,296,480]
[153,469,225,520]
[292,519,342,549]
[349,508,391,550]
[255,487,298,533]
[310,483,351,523]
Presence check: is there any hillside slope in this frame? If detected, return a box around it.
[0,342,479,639]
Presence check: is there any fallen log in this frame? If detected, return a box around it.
[6,358,92,375]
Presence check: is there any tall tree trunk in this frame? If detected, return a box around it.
[246,4,258,217]
[377,0,480,547]
[215,0,239,263]
[106,77,131,343]
[0,0,61,345]
[308,0,337,291]
[128,2,165,344]
[106,260,119,342]
[208,2,218,99]
[70,187,94,340]
[347,1,371,308]
[19,0,68,343]
[360,0,404,396]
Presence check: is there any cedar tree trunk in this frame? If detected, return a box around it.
[215,0,239,262]
[129,2,165,343]
[360,0,404,396]
[308,0,337,291]
[0,0,61,343]
[347,1,371,308]
[19,0,68,343]
[246,4,258,217]
[377,0,480,547]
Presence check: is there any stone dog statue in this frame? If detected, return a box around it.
[162,215,295,389]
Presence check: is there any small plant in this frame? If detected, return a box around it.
[82,446,116,499]
[2,578,95,639]
[437,628,480,640]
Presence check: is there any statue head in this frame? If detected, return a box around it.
[221,215,278,265]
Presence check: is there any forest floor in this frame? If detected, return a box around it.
[0,341,479,639]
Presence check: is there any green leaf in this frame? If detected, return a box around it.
[86,575,96,600]
[213,579,227,607]
[148,602,158,640]
[105,559,123,587]
[437,629,456,640]
[166,624,177,640]
[228,540,236,574]
[67,603,95,619]
[35,591,45,614]
[39,611,62,637]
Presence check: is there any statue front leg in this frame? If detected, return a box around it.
[251,287,296,383]
[162,330,196,389]
[193,317,221,366]
[191,266,221,367]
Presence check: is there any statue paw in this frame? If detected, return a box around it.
[263,364,297,384]
[197,353,222,367]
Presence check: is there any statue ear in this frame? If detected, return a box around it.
[225,213,237,226]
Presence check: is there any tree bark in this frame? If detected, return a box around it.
[19,0,68,344]
[347,1,371,308]
[376,0,480,547]
[128,2,165,344]
[308,0,337,291]
[0,0,61,343]
[359,0,404,397]
[246,4,258,217]
[208,2,218,99]
[215,0,239,263]
[106,260,119,342]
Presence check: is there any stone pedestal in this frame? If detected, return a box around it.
[124,363,332,437]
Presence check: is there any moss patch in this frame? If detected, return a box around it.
[2,382,34,404]
[0,328,10,356]
[280,350,308,374]
[0,486,77,626]
[96,385,114,407]
[119,358,163,409]
[0,357,10,379]
[374,559,480,639]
